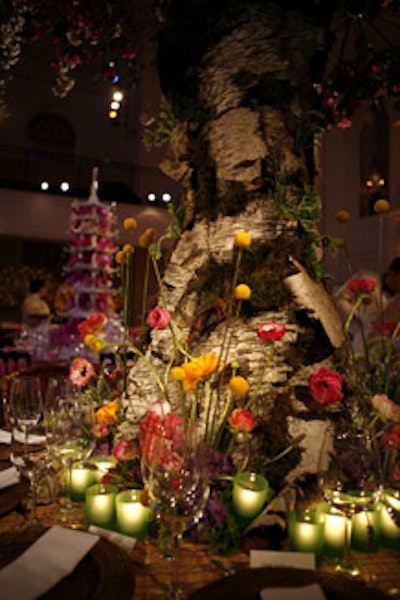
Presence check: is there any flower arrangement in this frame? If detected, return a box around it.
[69,217,302,552]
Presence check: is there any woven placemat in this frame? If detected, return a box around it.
[0,526,135,600]
[187,566,386,600]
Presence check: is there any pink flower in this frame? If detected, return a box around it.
[309,366,343,405]
[147,399,172,417]
[257,322,286,343]
[92,423,109,439]
[337,117,352,129]
[148,307,171,329]
[228,408,256,432]
[113,439,137,461]
[347,278,376,294]
[383,424,400,450]
[371,394,400,423]
[69,357,95,387]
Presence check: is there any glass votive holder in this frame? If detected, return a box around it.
[87,455,117,483]
[69,463,95,502]
[85,483,118,530]
[379,490,400,549]
[116,489,152,541]
[351,501,380,553]
[288,509,324,565]
[232,471,269,520]
[317,502,347,558]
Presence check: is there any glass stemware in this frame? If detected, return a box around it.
[8,375,44,526]
[318,420,381,577]
[144,429,210,599]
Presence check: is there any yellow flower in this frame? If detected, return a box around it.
[115,250,127,264]
[235,284,252,300]
[170,366,186,381]
[374,199,390,214]
[180,353,221,391]
[234,231,252,248]
[139,228,156,248]
[96,399,119,425]
[335,210,350,223]
[229,375,250,397]
[122,243,135,255]
[84,333,107,353]
[123,217,137,230]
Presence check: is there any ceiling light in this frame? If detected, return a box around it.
[162,192,172,203]
[147,192,156,202]
[40,181,49,191]
[60,181,70,192]
[112,90,124,102]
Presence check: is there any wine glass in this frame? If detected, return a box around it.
[8,375,44,526]
[318,420,380,577]
[145,429,210,599]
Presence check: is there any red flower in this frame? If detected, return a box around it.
[383,424,400,450]
[257,322,286,343]
[376,321,399,336]
[113,439,137,461]
[147,307,171,329]
[347,278,376,293]
[77,312,107,341]
[309,366,344,405]
[228,408,257,433]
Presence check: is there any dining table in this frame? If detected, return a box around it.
[0,442,400,599]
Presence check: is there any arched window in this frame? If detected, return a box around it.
[27,112,76,163]
[359,111,389,217]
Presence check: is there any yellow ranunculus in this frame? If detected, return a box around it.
[170,366,186,381]
[84,333,106,353]
[123,217,137,230]
[374,199,390,214]
[229,375,250,397]
[235,284,252,300]
[234,231,252,248]
[96,399,119,425]
[180,353,221,391]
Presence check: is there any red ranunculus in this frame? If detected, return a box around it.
[382,424,400,450]
[77,312,107,341]
[347,278,376,293]
[309,366,343,405]
[148,307,171,329]
[257,322,286,343]
[228,408,256,432]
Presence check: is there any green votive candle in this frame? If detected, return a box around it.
[317,503,347,558]
[232,471,269,520]
[85,484,118,530]
[380,490,400,549]
[351,507,380,552]
[288,509,324,564]
[69,463,95,502]
[116,489,152,541]
[87,455,117,483]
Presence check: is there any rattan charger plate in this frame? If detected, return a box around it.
[0,527,135,600]
[188,566,385,600]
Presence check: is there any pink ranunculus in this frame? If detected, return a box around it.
[309,366,344,405]
[113,439,137,461]
[257,322,286,343]
[228,408,257,433]
[92,423,109,439]
[147,399,172,417]
[383,424,400,450]
[69,357,95,387]
[347,278,376,294]
[371,394,400,423]
[148,307,171,329]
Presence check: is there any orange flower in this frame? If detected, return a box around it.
[180,353,221,391]
[96,399,119,425]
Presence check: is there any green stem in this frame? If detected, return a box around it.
[141,251,151,329]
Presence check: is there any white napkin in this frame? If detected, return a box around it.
[0,466,20,490]
[0,429,12,444]
[12,428,46,445]
[250,550,315,570]
[0,526,99,599]
[88,525,136,553]
[260,583,326,600]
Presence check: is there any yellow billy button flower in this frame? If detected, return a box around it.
[335,210,350,223]
[170,366,186,381]
[234,231,252,248]
[115,250,127,264]
[374,199,390,214]
[229,375,250,397]
[235,284,252,300]
[122,243,135,255]
[123,217,137,230]
[139,228,156,248]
